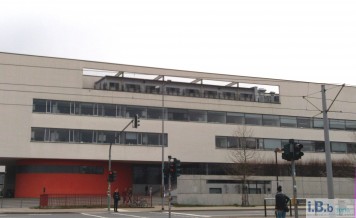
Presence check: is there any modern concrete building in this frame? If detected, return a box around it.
[0,52,355,204]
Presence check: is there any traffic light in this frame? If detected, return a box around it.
[174,158,181,178]
[282,143,292,161]
[112,171,117,181]
[169,161,175,176]
[108,171,114,182]
[282,139,304,161]
[294,143,304,160]
[133,114,140,128]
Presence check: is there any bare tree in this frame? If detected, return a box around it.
[226,126,260,206]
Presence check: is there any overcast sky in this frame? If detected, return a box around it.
[1,0,355,85]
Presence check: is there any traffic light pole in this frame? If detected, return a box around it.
[291,159,298,218]
[168,156,172,218]
[107,119,134,212]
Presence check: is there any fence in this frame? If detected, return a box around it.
[39,194,152,208]
[0,197,39,208]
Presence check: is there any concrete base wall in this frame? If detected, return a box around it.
[177,175,354,206]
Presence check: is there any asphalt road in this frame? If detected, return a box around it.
[0,209,307,218]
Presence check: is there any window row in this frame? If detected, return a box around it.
[33,99,356,131]
[31,128,168,146]
[215,136,356,153]
[94,77,280,104]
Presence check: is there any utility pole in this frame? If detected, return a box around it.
[321,85,334,199]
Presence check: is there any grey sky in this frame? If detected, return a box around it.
[1,0,356,85]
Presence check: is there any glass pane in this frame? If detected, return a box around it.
[346,120,356,131]
[245,114,262,125]
[347,143,356,153]
[329,119,345,130]
[216,137,227,148]
[167,108,188,121]
[263,139,281,150]
[97,131,116,144]
[280,116,297,127]
[315,141,325,152]
[78,130,94,143]
[147,107,163,120]
[240,138,257,149]
[263,115,280,126]
[226,112,244,124]
[100,104,117,117]
[189,110,207,122]
[52,101,70,114]
[227,137,239,148]
[33,99,47,112]
[125,106,147,118]
[31,128,45,141]
[49,129,69,142]
[297,140,315,152]
[331,142,347,153]
[207,111,226,123]
[313,118,324,129]
[146,133,160,146]
[77,103,95,115]
[297,117,312,128]
[125,132,138,144]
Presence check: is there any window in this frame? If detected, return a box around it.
[204,90,218,98]
[329,119,345,130]
[315,141,325,152]
[166,87,180,95]
[297,140,315,152]
[240,138,257,149]
[222,92,236,100]
[216,137,227,148]
[313,118,324,129]
[167,108,188,121]
[263,139,281,150]
[297,117,312,128]
[125,106,147,118]
[145,85,159,94]
[125,84,141,92]
[31,128,46,141]
[49,129,69,142]
[227,137,239,148]
[209,188,222,194]
[51,101,70,114]
[184,88,200,97]
[346,120,356,131]
[76,103,95,115]
[96,131,116,144]
[125,132,141,145]
[188,110,207,122]
[147,107,163,120]
[226,112,244,124]
[99,104,117,117]
[245,114,262,125]
[347,143,356,153]
[142,133,160,146]
[207,111,226,123]
[280,116,297,127]
[331,142,347,153]
[33,99,47,112]
[263,115,280,126]
[76,130,94,143]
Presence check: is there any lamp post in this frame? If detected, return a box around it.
[158,78,165,211]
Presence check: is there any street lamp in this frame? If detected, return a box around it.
[156,78,165,211]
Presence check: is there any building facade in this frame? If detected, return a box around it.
[0,52,355,202]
